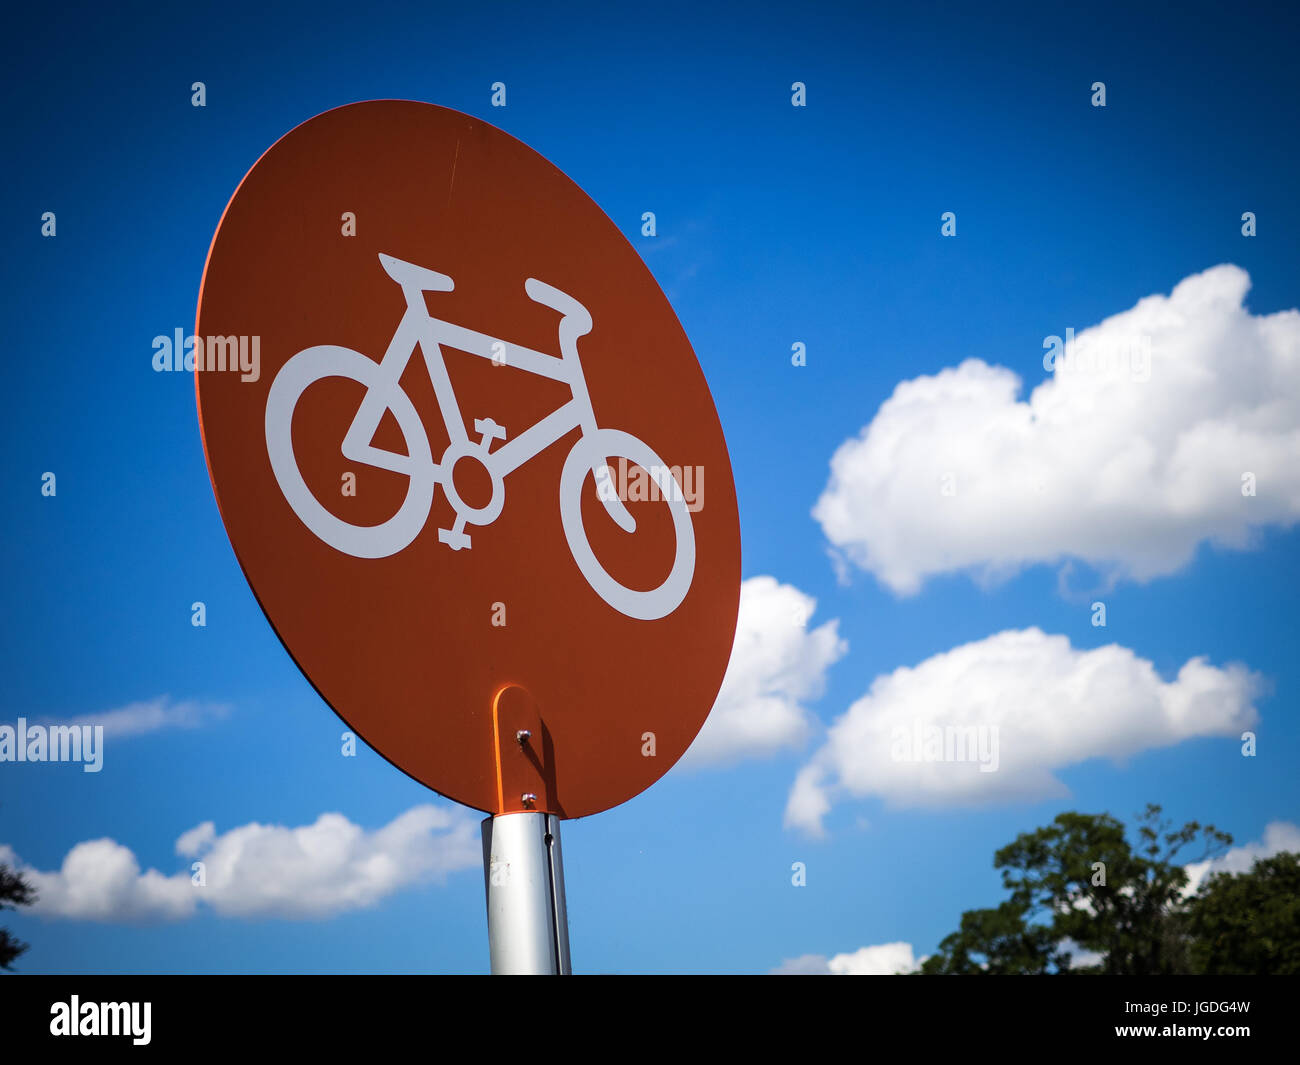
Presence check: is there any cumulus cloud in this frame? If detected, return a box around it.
[1184,820,1300,895]
[1,805,480,923]
[684,576,847,766]
[814,265,1300,595]
[0,840,195,922]
[785,628,1260,836]
[772,941,923,975]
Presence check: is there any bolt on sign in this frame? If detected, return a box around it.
[196,101,741,818]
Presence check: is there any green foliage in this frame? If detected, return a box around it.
[1186,852,1300,975]
[0,861,36,971]
[919,900,1057,974]
[920,804,1260,975]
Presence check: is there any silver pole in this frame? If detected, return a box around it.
[481,811,572,974]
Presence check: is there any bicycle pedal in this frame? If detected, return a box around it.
[438,527,473,551]
[473,417,507,444]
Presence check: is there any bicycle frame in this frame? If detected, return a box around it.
[341,257,634,540]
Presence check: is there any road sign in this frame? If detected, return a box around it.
[196,100,741,819]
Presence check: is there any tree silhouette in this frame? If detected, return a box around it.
[0,861,36,971]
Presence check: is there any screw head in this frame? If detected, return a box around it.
[516,729,532,744]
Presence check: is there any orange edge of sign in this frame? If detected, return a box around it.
[490,685,508,815]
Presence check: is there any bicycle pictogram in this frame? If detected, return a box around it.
[264,253,697,621]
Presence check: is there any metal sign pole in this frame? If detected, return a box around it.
[481,811,572,974]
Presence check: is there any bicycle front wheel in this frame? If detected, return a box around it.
[559,428,696,621]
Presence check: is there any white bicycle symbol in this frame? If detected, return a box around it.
[264,253,697,621]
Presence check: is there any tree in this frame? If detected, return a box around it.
[1186,852,1300,975]
[919,899,1058,974]
[0,861,36,971]
[920,804,1233,975]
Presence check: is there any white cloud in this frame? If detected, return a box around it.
[2,805,480,923]
[1059,939,1106,969]
[785,628,1260,836]
[0,840,194,922]
[59,696,230,738]
[772,941,923,975]
[1184,820,1300,895]
[814,265,1300,595]
[175,822,216,857]
[684,576,846,766]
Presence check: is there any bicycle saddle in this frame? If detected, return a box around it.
[378,253,454,293]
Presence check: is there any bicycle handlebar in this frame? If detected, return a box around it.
[525,278,592,335]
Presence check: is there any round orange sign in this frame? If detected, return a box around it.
[196,100,741,818]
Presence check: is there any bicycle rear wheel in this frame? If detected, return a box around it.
[264,345,435,559]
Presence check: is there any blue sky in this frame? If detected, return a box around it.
[2,0,1298,974]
